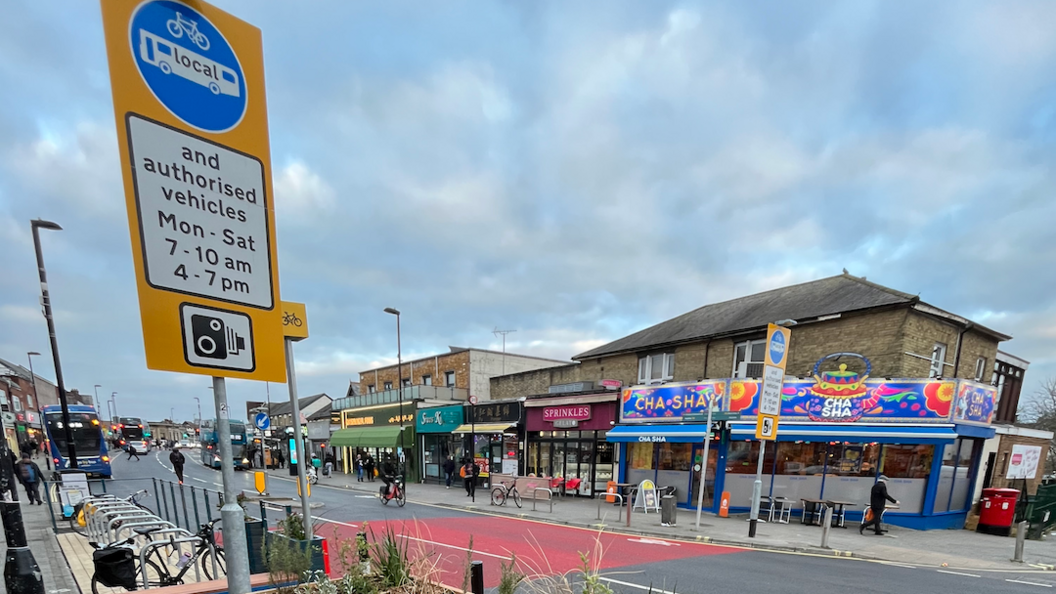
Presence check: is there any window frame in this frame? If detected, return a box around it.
[733,339,767,379]
[422,374,432,386]
[402,378,411,388]
[637,352,674,385]
[367,384,376,394]
[973,357,987,382]
[445,371,456,387]
[383,381,393,391]
[929,342,948,378]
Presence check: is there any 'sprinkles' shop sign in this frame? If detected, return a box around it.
[543,406,591,422]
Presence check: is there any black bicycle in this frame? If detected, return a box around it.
[90,519,226,593]
[491,479,522,508]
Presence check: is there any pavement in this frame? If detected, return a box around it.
[284,467,1056,571]
[0,495,80,594]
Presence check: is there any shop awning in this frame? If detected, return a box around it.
[606,424,714,443]
[955,424,996,439]
[330,426,412,448]
[728,422,958,445]
[452,423,516,434]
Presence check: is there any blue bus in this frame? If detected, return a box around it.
[199,419,248,470]
[43,405,111,478]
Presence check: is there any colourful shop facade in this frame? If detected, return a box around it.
[607,354,999,530]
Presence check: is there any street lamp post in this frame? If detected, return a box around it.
[31,218,76,468]
[383,308,404,474]
[193,396,202,440]
[27,352,45,468]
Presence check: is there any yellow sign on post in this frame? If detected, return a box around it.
[755,323,791,441]
[281,301,309,341]
[100,0,285,382]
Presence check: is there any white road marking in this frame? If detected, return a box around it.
[397,534,512,560]
[312,517,357,528]
[192,477,206,483]
[1007,579,1053,588]
[938,570,980,578]
[627,537,679,547]
[600,577,677,594]
[880,562,917,569]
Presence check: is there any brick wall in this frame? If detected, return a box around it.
[987,434,1051,495]
[900,312,1000,380]
[360,350,471,391]
[489,353,640,400]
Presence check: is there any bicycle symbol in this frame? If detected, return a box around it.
[166,11,210,50]
[283,312,303,327]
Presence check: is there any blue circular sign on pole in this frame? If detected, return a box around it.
[254,412,270,430]
[769,331,786,366]
[129,0,247,132]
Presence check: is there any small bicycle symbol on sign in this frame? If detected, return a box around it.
[283,311,303,327]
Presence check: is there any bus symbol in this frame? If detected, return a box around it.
[138,29,240,97]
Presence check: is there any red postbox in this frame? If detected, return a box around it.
[977,487,1020,536]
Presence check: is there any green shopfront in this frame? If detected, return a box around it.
[416,404,465,484]
[608,353,999,530]
[332,402,417,482]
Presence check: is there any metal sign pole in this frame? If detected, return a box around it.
[212,377,250,594]
[694,396,715,530]
[285,338,312,540]
[748,440,767,538]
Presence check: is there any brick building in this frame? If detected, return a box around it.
[492,273,1009,399]
[0,356,62,452]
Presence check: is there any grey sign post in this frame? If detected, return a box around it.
[212,377,251,594]
[285,337,313,540]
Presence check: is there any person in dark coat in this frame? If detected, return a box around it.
[126,443,141,461]
[16,453,44,505]
[861,475,899,535]
[169,448,186,484]
[364,455,375,482]
[443,455,456,489]
[462,458,478,498]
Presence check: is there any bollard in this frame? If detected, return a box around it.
[2,501,45,594]
[820,506,833,549]
[470,560,484,594]
[153,478,161,516]
[1013,520,1028,563]
[259,501,267,524]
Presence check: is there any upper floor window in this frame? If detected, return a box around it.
[974,357,987,382]
[402,378,411,387]
[11,396,22,412]
[383,381,393,391]
[638,353,674,385]
[929,342,947,378]
[733,339,767,379]
[445,371,456,387]
[422,375,432,386]
[367,384,376,394]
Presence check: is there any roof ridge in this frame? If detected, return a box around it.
[839,271,918,301]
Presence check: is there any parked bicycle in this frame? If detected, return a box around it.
[71,489,152,536]
[90,518,226,593]
[379,474,406,507]
[491,479,522,508]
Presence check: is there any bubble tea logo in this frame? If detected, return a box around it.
[129,0,247,132]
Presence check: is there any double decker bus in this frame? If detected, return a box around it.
[199,419,248,470]
[114,417,152,452]
[43,405,111,478]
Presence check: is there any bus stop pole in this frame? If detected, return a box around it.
[285,338,313,540]
[212,377,251,594]
[694,396,715,530]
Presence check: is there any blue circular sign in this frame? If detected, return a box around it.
[129,1,247,132]
[254,412,270,430]
[769,331,786,365]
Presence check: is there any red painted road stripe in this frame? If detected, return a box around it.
[315,515,743,589]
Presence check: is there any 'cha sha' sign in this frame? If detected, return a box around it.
[620,381,725,422]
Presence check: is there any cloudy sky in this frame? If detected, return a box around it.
[2,1,1055,422]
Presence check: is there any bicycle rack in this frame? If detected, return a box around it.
[113,520,180,542]
[138,536,205,589]
[532,488,554,513]
[87,507,153,540]
[597,492,625,521]
[106,513,174,542]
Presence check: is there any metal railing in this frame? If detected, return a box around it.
[1026,483,1056,540]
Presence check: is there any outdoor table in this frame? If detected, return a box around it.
[800,498,826,526]
[825,500,856,528]
[769,496,794,524]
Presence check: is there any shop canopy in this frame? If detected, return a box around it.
[606,424,713,443]
[330,426,412,448]
[728,422,958,445]
[452,423,516,434]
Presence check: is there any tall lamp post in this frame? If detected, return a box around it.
[31,218,76,468]
[193,396,202,440]
[383,307,404,473]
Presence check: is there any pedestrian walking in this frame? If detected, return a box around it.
[126,444,141,461]
[276,447,285,469]
[356,454,364,482]
[861,475,899,535]
[28,439,38,459]
[169,447,186,484]
[443,455,456,489]
[16,453,44,505]
[324,452,335,477]
[365,455,375,482]
[462,458,477,498]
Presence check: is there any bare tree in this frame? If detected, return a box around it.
[1022,377,1056,473]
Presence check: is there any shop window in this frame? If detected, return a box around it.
[733,340,766,379]
[974,357,987,382]
[775,443,827,475]
[422,374,432,386]
[726,441,775,474]
[879,444,933,479]
[933,439,975,513]
[445,371,456,387]
[383,381,393,390]
[637,353,674,385]
[827,443,880,477]
[929,343,947,378]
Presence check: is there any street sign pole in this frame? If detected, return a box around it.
[748,440,767,538]
[212,376,250,594]
[749,322,792,538]
[694,394,715,530]
[285,337,312,540]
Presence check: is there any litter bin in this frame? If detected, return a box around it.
[977,487,1020,536]
[661,495,677,526]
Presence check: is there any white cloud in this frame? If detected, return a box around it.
[274,161,336,225]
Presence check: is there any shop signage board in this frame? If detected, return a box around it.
[543,405,592,422]
[1006,444,1042,480]
[600,379,623,390]
[953,381,997,425]
[620,380,726,423]
[415,405,464,433]
[756,323,790,441]
[343,403,415,428]
[468,402,522,424]
[100,0,284,381]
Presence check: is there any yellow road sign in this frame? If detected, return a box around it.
[100,0,284,381]
[755,413,779,441]
[281,301,309,341]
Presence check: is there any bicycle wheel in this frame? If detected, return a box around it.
[201,547,227,580]
[69,507,88,536]
[491,488,506,506]
[512,489,522,509]
[396,488,406,507]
